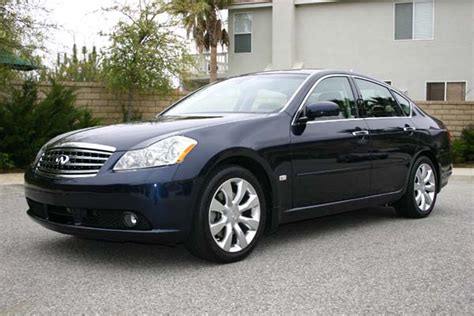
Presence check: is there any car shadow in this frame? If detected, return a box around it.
[35,206,403,268]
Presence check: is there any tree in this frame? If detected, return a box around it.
[101,0,192,122]
[0,0,51,85]
[169,0,230,83]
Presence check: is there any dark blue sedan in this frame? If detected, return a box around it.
[25,70,452,262]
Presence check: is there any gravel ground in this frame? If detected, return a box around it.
[0,176,473,314]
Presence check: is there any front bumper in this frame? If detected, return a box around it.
[24,165,201,244]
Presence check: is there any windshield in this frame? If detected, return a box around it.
[163,74,307,116]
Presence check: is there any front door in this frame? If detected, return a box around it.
[353,78,418,194]
[290,76,372,208]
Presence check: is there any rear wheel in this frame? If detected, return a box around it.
[185,165,266,263]
[395,156,438,218]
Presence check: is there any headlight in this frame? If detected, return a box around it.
[113,136,197,171]
[32,144,47,167]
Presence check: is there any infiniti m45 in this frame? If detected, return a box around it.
[25,70,452,263]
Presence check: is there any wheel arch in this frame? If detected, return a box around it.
[199,148,280,232]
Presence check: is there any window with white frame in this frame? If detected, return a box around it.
[234,13,252,53]
[426,82,466,101]
[395,0,434,40]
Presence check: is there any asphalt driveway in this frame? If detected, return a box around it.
[0,176,472,314]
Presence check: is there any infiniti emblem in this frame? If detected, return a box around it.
[55,154,70,166]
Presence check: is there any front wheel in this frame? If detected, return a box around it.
[395,156,438,218]
[185,165,266,263]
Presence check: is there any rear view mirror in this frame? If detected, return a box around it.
[305,101,340,120]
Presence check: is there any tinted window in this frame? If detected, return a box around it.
[164,75,307,115]
[355,79,403,117]
[394,91,411,116]
[304,77,357,120]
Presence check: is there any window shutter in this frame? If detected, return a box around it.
[414,1,433,39]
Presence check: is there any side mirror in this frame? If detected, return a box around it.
[301,101,340,121]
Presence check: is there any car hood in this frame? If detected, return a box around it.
[47,113,264,151]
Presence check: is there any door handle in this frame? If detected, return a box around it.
[352,130,369,137]
[403,126,416,132]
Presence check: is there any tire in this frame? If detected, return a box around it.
[395,156,438,218]
[185,165,267,263]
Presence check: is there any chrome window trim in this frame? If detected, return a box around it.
[277,73,314,114]
[47,142,116,153]
[291,74,358,125]
[352,75,413,119]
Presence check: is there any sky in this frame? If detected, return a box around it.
[40,0,228,66]
[41,0,120,64]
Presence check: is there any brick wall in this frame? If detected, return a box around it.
[417,102,474,138]
[34,82,186,125]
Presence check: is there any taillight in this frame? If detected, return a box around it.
[447,129,452,141]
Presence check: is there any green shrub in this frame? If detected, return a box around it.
[452,125,474,164]
[0,80,101,168]
[0,152,15,170]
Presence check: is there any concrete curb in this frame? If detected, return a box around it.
[0,168,473,186]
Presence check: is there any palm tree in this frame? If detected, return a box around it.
[169,0,230,82]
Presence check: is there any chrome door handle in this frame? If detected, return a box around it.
[403,126,416,132]
[352,130,369,136]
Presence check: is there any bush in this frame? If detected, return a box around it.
[0,152,15,170]
[0,80,101,168]
[451,125,474,164]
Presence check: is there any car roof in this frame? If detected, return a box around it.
[235,69,414,103]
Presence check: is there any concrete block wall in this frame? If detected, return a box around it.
[417,102,474,138]
[35,82,186,124]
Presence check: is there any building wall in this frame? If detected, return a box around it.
[228,0,474,100]
[228,7,273,76]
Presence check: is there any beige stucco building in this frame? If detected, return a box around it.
[227,0,474,101]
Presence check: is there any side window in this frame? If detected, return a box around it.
[354,79,404,117]
[394,91,411,116]
[305,77,357,120]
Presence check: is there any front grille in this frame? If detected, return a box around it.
[36,143,115,178]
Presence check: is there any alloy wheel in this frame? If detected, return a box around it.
[208,178,261,253]
[414,163,436,211]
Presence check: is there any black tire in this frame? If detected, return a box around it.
[185,165,267,263]
[395,156,438,218]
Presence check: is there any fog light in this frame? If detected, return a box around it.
[123,212,138,228]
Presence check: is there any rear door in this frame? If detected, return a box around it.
[290,76,372,208]
[353,78,418,194]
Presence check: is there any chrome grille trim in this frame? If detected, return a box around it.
[35,143,116,178]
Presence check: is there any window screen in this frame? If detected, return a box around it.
[395,3,413,40]
[446,82,466,101]
[355,79,404,117]
[426,82,445,101]
[234,13,252,53]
